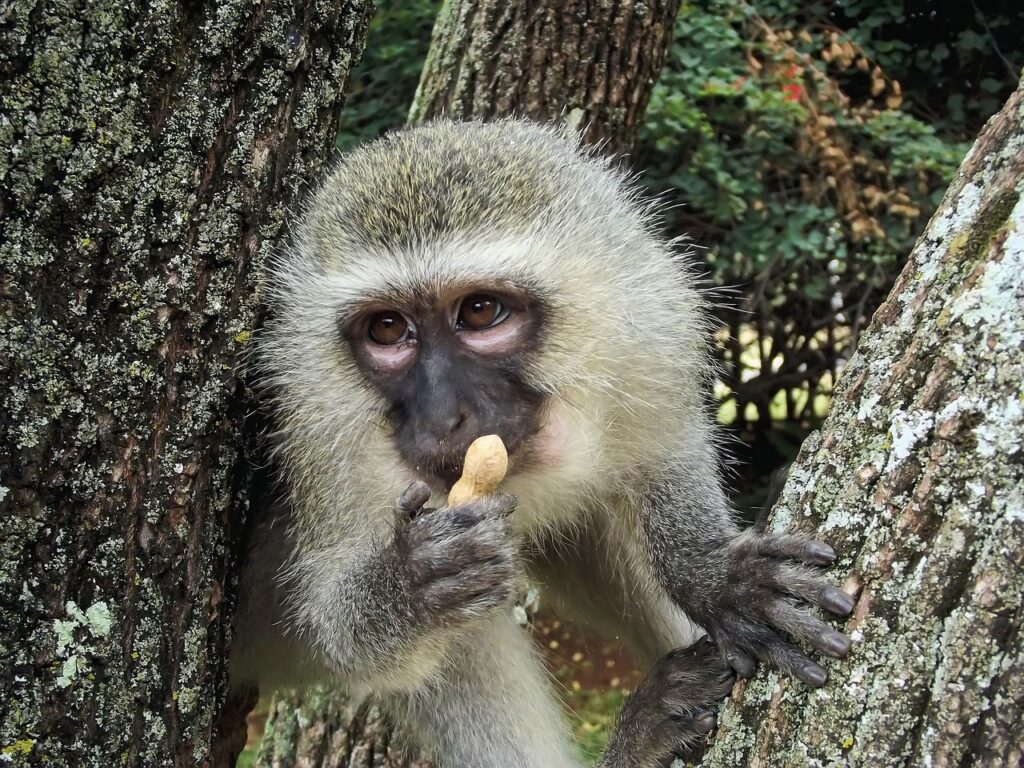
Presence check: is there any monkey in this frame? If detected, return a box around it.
[231,119,854,767]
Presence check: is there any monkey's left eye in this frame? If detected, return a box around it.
[367,311,411,345]
[456,294,509,331]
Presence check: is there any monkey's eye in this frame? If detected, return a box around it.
[367,311,411,345]
[456,294,509,331]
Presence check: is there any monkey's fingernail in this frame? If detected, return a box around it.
[694,710,716,733]
[401,481,430,505]
[823,587,855,615]
[822,631,851,658]
[806,542,836,564]
[800,663,827,687]
[399,480,431,513]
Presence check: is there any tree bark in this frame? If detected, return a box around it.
[701,76,1024,768]
[257,689,432,768]
[0,1,370,765]
[408,0,681,153]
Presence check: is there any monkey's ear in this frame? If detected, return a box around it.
[396,480,432,520]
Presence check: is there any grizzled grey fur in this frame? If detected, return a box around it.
[232,120,852,767]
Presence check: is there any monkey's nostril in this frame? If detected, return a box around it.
[445,410,468,437]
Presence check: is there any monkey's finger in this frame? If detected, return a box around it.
[491,492,518,518]
[691,634,716,653]
[762,600,851,659]
[397,480,432,519]
[424,572,511,603]
[722,646,757,678]
[751,635,829,688]
[692,709,717,734]
[765,564,855,616]
[405,509,482,551]
[669,663,735,698]
[755,534,835,565]
[448,492,517,519]
[412,529,512,577]
[424,572,513,618]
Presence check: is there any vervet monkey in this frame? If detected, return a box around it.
[232,120,853,767]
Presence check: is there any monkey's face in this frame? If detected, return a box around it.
[342,282,548,488]
[262,121,709,524]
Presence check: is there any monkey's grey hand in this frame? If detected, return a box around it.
[681,529,854,688]
[600,637,734,768]
[394,480,520,626]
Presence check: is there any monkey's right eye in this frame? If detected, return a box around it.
[367,311,411,345]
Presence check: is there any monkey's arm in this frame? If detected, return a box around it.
[640,443,854,687]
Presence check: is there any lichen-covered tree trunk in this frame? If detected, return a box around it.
[701,76,1024,768]
[408,0,681,152]
[0,1,370,765]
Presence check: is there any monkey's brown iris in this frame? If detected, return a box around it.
[458,294,506,330]
[368,311,410,345]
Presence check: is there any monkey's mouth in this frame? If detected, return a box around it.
[416,443,524,494]
[435,462,463,492]
[405,452,465,492]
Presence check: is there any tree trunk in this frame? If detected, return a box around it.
[257,689,431,768]
[408,0,681,152]
[701,76,1024,768]
[0,1,370,765]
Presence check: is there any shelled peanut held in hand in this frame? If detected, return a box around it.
[447,435,509,506]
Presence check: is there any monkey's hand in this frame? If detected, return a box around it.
[393,480,521,628]
[599,637,734,768]
[679,529,854,688]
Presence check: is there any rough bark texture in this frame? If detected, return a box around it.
[408,0,681,153]
[0,1,370,765]
[701,76,1024,768]
[257,688,432,768]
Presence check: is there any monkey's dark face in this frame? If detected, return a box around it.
[343,284,547,488]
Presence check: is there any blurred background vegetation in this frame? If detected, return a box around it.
[242,2,1023,763]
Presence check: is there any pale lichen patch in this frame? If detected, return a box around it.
[928,182,982,243]
[856,393,881,422]
[884,409,934,472]
[974,396,1023,458]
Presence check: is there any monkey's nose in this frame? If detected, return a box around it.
[415,407,474,445]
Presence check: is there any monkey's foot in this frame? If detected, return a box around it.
[599,637,735,768]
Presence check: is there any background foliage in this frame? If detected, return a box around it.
[336,1,440,149]
[635,1,1022,495]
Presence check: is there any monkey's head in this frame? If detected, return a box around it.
[260,120,709,526]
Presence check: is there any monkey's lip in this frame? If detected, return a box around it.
[410,459,462,492]
[438,469,462,493]
[424,449,523,495]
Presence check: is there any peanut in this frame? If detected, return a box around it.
[447,435,508,506]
